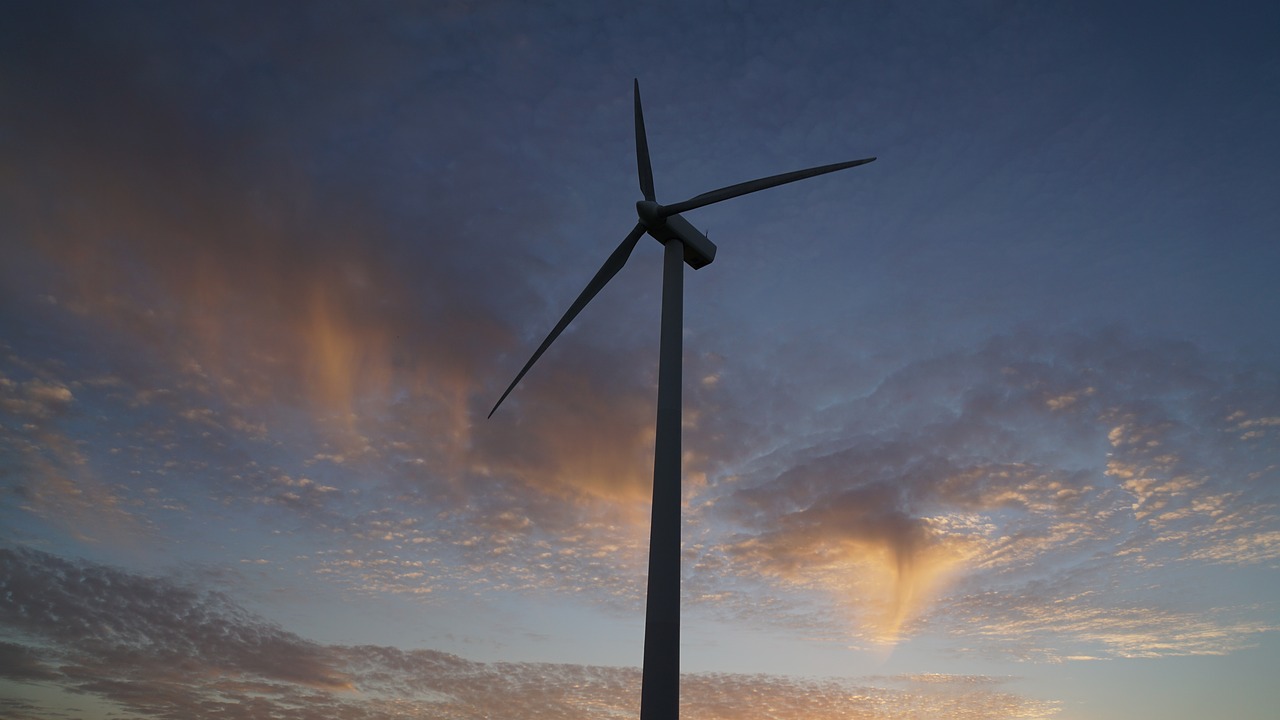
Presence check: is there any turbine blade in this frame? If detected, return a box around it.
[661,157,876,216]
[488,223,648,418]
[635,79,655,202]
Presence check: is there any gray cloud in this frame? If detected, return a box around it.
[0,545,1058,719]
[0,546,351,690]
[0,641,59,682]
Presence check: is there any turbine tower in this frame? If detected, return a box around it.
[489,80,874,719]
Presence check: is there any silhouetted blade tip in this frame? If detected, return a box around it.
[487,224,647,418]
[634,81,655,202]
[659,155,877,216]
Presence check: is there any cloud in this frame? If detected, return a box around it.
[0,641,59,682]
[2,3,1277,677]
[726,481,975,643]
[0,1,683,533]
[0,375,74,420]
[0,366,150,545]
[697,329,1280,654]
[0,545,1058,720]
[935,560,1280,662]
[0,546,351,691]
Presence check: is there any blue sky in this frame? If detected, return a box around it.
[2,2,1279,719]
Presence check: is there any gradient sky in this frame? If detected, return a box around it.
[2,2,1279,719]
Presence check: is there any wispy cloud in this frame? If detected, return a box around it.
[694,330,1280,653]
[5,307,1277,660]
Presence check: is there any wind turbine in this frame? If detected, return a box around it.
[489,80,874,720]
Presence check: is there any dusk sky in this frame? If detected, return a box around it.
[2,2,1279,719]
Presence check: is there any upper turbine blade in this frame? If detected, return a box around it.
[661,157,876,216]
[634,79,655,202]
[488,223,648,418]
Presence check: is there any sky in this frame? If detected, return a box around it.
[1,1,1279,718]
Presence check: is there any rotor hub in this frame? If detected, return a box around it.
[636,200,666,230]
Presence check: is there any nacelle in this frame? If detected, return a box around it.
[636,201,717,269]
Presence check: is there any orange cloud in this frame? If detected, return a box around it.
[728,485,976,644]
